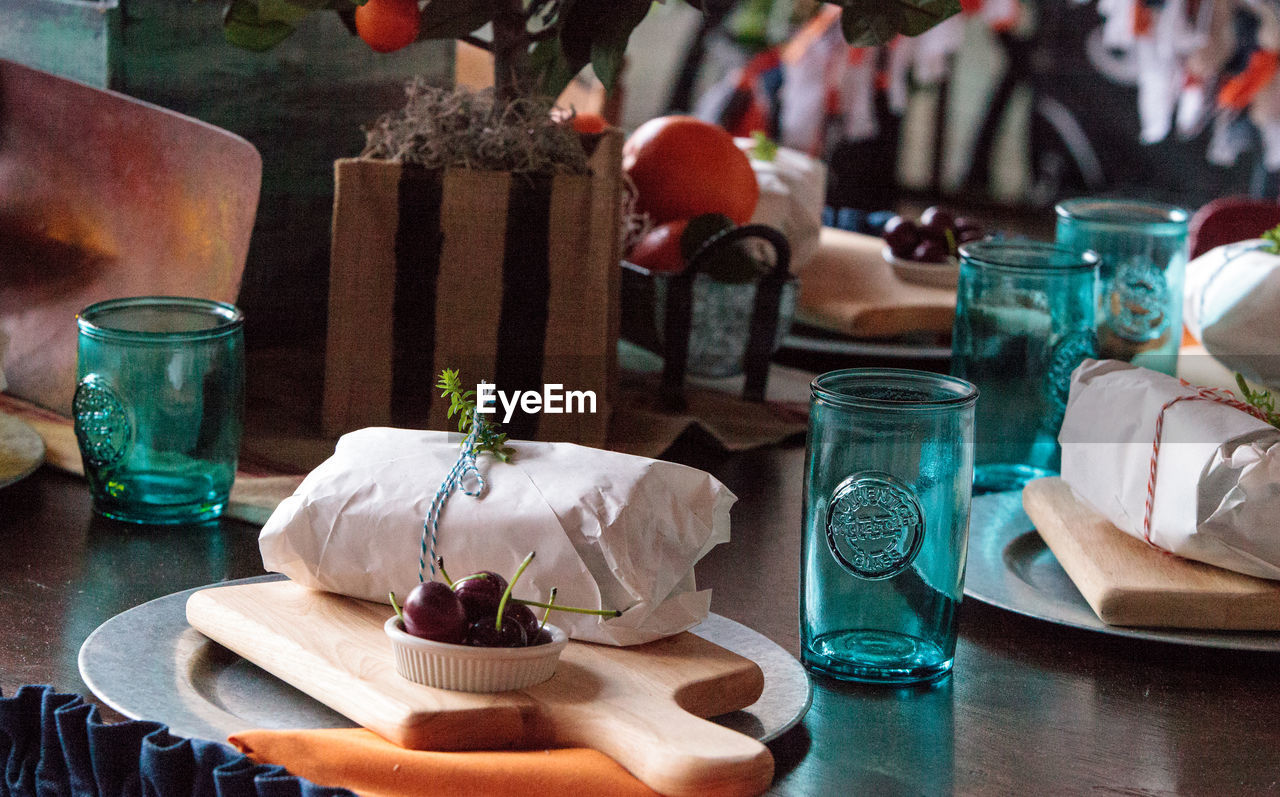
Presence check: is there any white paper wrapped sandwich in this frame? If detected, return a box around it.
[1059,359,1280,580]
[259,427,736,645]
[1183,239,1280,389]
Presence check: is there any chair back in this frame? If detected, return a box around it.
[1189,196,1280,258]
[0,58,260,414]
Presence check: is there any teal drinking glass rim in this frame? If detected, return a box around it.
[810,367,977,411]
[77,296,243,343]
[957,240,1099,275]
[1054,197,1190,232]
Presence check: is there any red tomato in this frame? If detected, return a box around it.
[627,219,689,274]
[623,116,759,226]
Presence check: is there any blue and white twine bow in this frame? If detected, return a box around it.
[419,409,487,583]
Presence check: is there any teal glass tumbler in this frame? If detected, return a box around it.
[801,368,978,685]
[1054,198,1189,375]
[73,297,245,524]
[951,241,1099,493]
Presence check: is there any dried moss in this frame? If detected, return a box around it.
[361,80,589,176]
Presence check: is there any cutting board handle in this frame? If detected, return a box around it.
[540,699,774,797]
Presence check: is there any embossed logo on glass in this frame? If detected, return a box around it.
[826,473,924,580]
[73,376,130,468]
[1106,258,1168,342]
[1044,330,1097,428]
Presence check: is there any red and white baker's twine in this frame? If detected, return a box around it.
[1142,380,1268,545]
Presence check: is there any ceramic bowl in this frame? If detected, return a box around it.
[385,617,568,692]
[883,244,959,288]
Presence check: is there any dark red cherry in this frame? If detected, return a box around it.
[912,238,948,263]
[402,581,466,643]
[453,571,508,622]
[883,215,921,257]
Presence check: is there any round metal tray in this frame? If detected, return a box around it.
[80,576,812,744]
[966,490,1280,652]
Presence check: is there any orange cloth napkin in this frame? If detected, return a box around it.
[228,728,660,797]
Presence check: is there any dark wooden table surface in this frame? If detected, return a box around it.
[3,445,1279,795]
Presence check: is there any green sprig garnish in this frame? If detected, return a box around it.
[437,368,515,462]
[1236,373,1280,429]
[748,131,778,162]
[1263,223,1280,254]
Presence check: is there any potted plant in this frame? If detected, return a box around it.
[220,1,964,105]
[216,0,962,445]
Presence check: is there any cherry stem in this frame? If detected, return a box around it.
[496,551,535,630]
[449,572,490,589]
[512,597,621,617]
[436,557,454,585]
[388,591,406,626]
[540,587,557,631]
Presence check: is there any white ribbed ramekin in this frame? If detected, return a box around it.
[384,617,568,692]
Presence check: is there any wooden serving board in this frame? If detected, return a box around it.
[1023,478,1280,630]
[186,580,773,797]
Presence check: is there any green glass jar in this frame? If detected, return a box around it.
[951,240,1099,493]
[801,368,978,684]
[74,297,244,524]
[1055,198,1189,375]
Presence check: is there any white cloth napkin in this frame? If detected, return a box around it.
[259,428,736,645]
[1059,359,1280,579]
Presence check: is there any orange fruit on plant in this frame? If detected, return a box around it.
[623,116,759,226]
[355,0,420,53]
[571,111,609,135]
[627,219,689,274]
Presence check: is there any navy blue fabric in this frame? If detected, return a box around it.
[0,686,353,797]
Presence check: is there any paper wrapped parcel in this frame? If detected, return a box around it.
[1059,359,1280,580]
[259,427,736,645]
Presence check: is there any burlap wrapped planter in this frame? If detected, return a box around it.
[323,131,622,448]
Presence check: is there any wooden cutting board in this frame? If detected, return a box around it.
[186,580,773,797]
[1023,478,1280,630]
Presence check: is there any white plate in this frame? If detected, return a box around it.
[80,575,812,744]
[0,412,45,488]
[965,491,1280,652]
[883,244,959,288]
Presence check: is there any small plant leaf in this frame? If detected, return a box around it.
[223,0,298,51]
[555,0,649,90]
[684,0,738,15]
[588,0,650,90]
[835,0,961,47]
[258,0,313,23]
[418,0,502,40]
[530,37,581,100]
